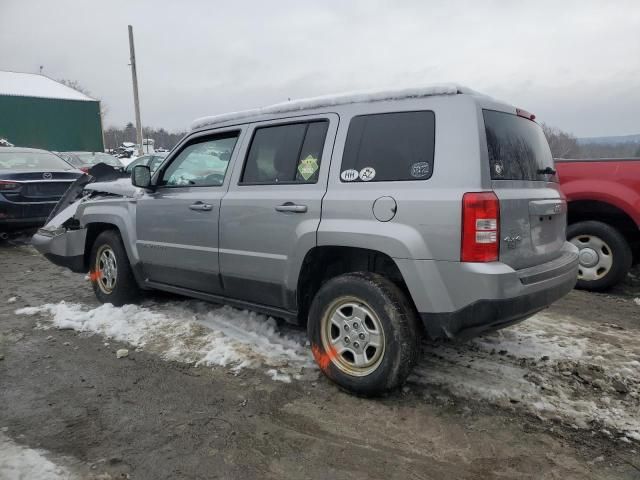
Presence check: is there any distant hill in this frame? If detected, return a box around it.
[577,134,640,146]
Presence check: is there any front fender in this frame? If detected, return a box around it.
[80,199,140,265]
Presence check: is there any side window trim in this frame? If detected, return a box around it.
[154,129,241,189]
[238,119,330,186]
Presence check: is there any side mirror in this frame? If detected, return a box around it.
[131,165,152,189]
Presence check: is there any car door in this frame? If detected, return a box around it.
[135,128,243,294]
[219,114,338,310]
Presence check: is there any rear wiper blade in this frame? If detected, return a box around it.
[537,167,557,175]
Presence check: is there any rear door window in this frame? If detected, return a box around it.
[340,111,435,182]
[483,109,556,181]
[241,120,329,185]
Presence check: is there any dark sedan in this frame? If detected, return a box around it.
[0,147,84,231]
[57,151,124,173]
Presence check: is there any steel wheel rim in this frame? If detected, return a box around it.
[569,234,613,281]
[320,296,385,377]
[95,245,117,294]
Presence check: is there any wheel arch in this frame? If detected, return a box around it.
[294,245,416,325]
[567,200,639,261]
[82,214,141,281]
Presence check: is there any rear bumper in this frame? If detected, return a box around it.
[396,242,579,339]
[419,273,575,339]
[0,197,58,230]
[0,217,48,230]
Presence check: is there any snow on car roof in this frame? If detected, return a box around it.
[191,83,482,130]
[0,71,95,102]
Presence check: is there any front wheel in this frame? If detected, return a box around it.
[307,272,421,396]
[89,229,140,305]
[568,221,632,291]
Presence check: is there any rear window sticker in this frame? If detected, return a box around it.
[298,155,319,181]
[340,169,359,182]
[494,163,504,176]
[359,167,376,182]
[410,162,430,178]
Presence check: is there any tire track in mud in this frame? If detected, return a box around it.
[15,296,640,443]
[409,312,640,443]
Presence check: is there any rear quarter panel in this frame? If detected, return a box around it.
[319,95,485,261]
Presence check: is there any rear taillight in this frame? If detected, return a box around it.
[0,180,21,192]
[461,192,500,262]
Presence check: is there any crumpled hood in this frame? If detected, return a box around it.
[84,177,140,197]
[43,174,140,229]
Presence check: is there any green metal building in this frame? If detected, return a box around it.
[0,71,104,151]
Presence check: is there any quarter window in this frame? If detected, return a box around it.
[241,121,329,184]
[341,111,435,182]
[161,133,238,187]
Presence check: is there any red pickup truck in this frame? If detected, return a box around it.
[556,158,640,290]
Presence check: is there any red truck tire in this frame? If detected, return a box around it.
[567,220,632,291]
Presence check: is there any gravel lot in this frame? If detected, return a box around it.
[1,235,639,479]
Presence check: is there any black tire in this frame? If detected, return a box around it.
[307,272,421,396]
[567,221,632,291]
[89,229,140,305]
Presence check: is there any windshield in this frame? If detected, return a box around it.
[0,151,75,170]
[483,110,556,182]
[72,152,122,167]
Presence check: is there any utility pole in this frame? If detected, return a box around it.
[128,25,143,156]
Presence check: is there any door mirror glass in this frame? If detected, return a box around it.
[131,165,152,188]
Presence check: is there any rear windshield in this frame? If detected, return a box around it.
[483,110,556,182]
[0,151,74,170]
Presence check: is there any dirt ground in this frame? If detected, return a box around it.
[1,235,639,480]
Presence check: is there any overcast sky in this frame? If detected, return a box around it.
[2,0,639,137]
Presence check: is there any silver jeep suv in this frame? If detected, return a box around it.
[33,85,579,395]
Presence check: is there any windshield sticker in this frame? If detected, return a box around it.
[410,162,430,178]
[340,169,359,182]
[359,167,376,182]
[298,155,319,181]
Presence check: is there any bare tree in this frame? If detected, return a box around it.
[541,123,580,159]
[103,123,186,150]
[58,78,109,120]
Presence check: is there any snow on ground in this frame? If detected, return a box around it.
[16,301,315,383]
[0,432,79,480]
[15,301,640,441]
[411,312,640,442]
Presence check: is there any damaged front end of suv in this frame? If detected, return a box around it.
[32,164,139,273]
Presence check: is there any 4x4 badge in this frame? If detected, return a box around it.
[503,234,522,249]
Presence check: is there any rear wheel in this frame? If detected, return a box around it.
[307,272,421,396]
[89,230,140,305]
[568,221,632,291]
